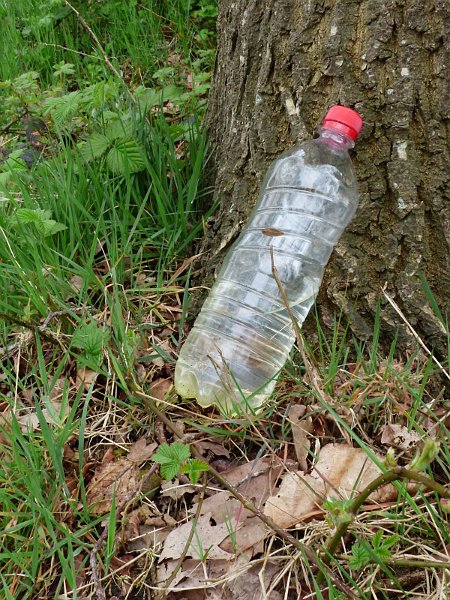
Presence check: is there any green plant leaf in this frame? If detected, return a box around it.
[348,542,370,570]
[159,462,182,481]
[106,137,146,174]
[43,91,82,126]
[11,208,51,225]
[105,119,133,141]
[183,459,208,485]
[153,443,191,481]
[153,443,190,465]
[9,208,66,237]
[79,134,111,162]
[72,322,109,363]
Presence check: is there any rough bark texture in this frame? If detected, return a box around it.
[197,0,450,354]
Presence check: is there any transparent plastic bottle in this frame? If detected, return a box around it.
[175,105,363,413]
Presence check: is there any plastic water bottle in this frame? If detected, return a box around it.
[175,105,363,413]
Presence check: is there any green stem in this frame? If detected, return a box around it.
[318,467,450,583]
[129,383,359,600]
[336,555,450,569]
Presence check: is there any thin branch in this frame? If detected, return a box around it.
[318,467,450,582]
[131,385,359,600]
[154,474,207,599]
[336,554,450,569]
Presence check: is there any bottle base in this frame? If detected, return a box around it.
[174,358,276,415]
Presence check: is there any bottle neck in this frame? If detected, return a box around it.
[319,126,355,151]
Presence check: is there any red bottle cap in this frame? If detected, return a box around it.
[322,105,363,141]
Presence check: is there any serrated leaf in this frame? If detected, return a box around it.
[348,542,370,570]
[11,208,51,225]
[382,534,399,550]
[154,443,191,481]
[72,322,109,361]
[105,119,133,141]
[153,443,191,465]
[43,91,82,126]
[38,219,67,237]
[160,463,181,481]
[375,546,393,560]
[79,133,111,162]
[106,137,146,174]
[372,530,384,549]
[183,459,208,485]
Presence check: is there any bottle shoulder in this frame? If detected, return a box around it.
[264,138,358,201]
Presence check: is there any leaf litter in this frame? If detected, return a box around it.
[2,267,448,600]
[84,438,157,515]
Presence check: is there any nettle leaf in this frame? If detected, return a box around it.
[106,137,146,174]
[12,208,51,224]
[80,133,111,162]
[37,219,67,237]
[348,542,370,570]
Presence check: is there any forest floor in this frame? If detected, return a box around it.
[0,2,449,599]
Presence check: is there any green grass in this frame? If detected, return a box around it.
[1,1,449,598]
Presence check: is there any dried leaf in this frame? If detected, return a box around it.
[381,423,421,451]
[289,404,312,471]
[161,477,196,500]
[69,274,84,292]
[223,560,283,600]
[149,378,172,401]
[219,517,267,555]
[127,437,158,463]
[313,444,383,495]
[76,367,98,391]
[195,456,284,525]
[196,440,230,458]
[264,471,325,528]
[264,443,401,527]
[85,439,156,515]
[159,513,233,561]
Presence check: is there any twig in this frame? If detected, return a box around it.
[0,311,65,350]
[90,462,160,600]
[130,385,359,600]
[40,306,86,329]
[62,0,135,103]
[336,554,450,569]
[0,116,22,136]
[318,467,450,582]
[154,474,207,599]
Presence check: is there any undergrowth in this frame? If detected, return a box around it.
[0,1,449,600]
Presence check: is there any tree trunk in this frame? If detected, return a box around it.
[197,0,450,355]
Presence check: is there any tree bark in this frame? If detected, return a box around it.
[197,0,449,355]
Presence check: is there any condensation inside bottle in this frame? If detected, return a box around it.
[175,126,359,414]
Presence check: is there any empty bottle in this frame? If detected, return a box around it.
[175,105,363,413]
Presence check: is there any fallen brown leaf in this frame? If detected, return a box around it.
[381,423,421,451]
[159,513,233,561]
[85,439,157,515]
[196,440,230,458]
[264,471,325,529]
[149,377,172,401]
[289,404,312,470]
[264,443,417,527]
